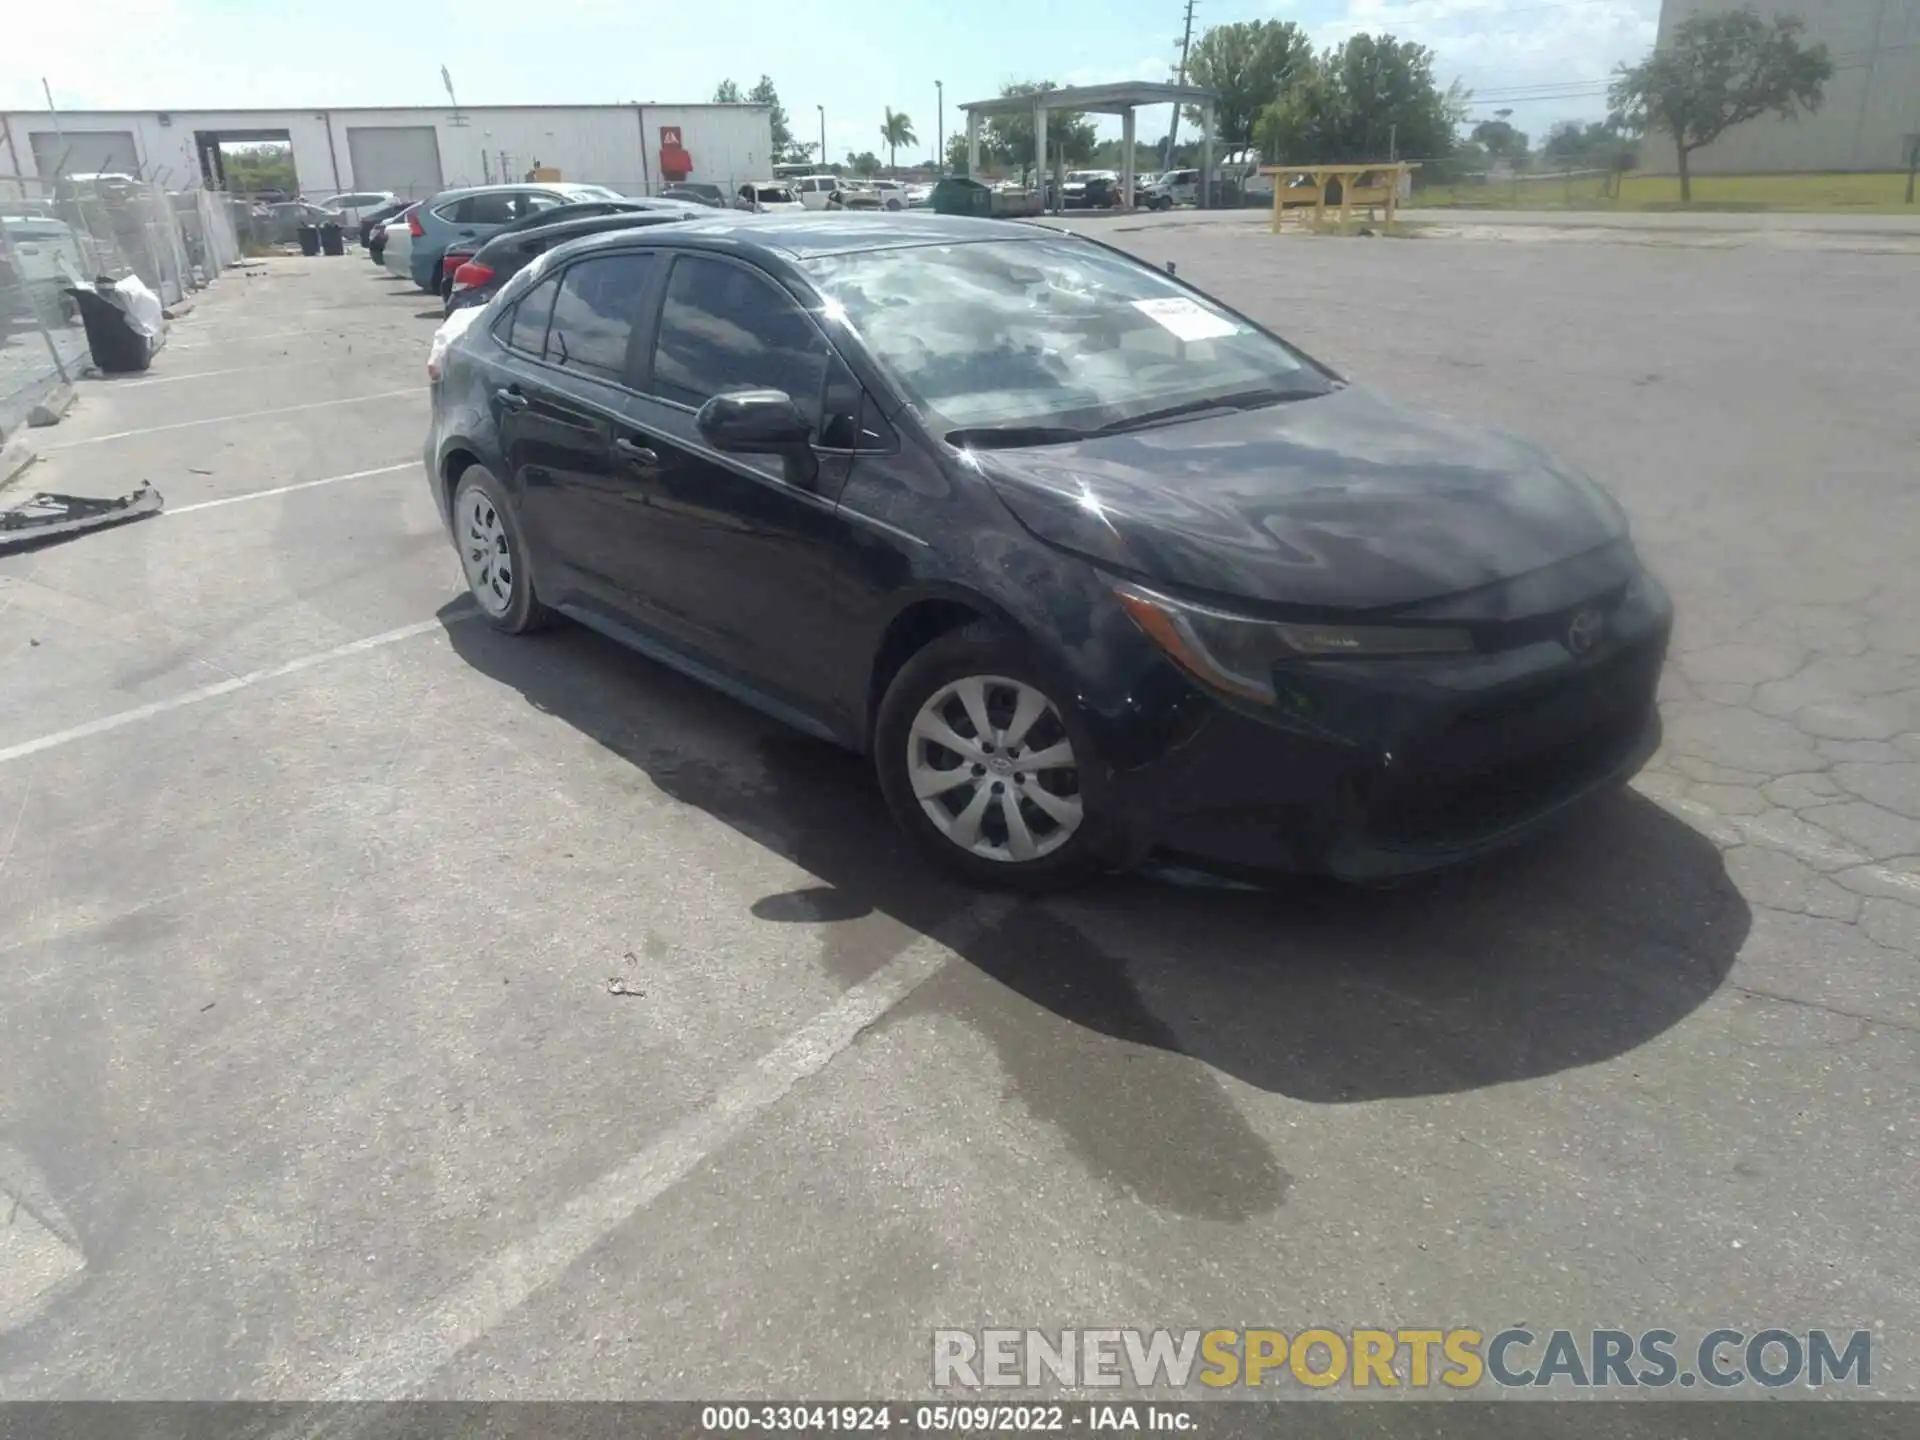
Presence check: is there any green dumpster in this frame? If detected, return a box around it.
[931,178,994,217]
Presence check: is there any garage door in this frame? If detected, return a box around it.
[29,129,140,180]
[345,126,445,201]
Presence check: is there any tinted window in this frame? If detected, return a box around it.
[455,191,548,225]
[547,253,654,382]
[504,275,559,356]
[651,256,830,423]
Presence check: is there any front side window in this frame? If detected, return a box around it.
[650,256,829,425]
[755,187,795,205]
[547,253,654,382]
[805,236,1332,438]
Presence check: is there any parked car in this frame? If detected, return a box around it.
[1,215,88,328]
[793,175,845,210]
[406,183,623,295]
[380,206,417,279]
[735,182,804,213]
[657,183,729,207]
[1061,170,1119,209]
[1139,168,1200,210]
[313,191,397,227]
[864,180,909,212]
[444,203,705,314]
[426,214,1670,889]
[439,199,660,300]
[905,182,934,208]
[359,198,413,248]
[824,182,884,212]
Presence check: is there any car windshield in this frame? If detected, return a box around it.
[755,187,796,203]
[805,236,1333,438]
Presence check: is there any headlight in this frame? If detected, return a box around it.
[1114,584,1473,704]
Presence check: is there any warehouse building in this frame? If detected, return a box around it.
[1647,0,1920,173]
[0,102,775,200]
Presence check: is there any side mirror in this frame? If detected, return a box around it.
[695,390,819,487]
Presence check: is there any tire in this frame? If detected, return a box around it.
[874,623,1110,892]
[451,466,550,634]
[886,199,903,212]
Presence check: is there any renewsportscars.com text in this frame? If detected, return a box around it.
[933,1327,1873,1391]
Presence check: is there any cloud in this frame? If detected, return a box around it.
[1305,0,1661,120]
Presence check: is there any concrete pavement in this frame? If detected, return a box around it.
[0,233,1915,1409]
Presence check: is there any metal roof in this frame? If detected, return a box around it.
[958,82,1216,117]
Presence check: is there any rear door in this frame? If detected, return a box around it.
[491,252,660,610]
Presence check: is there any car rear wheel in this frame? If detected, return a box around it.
[452,466,549,634]
[875,625,1108,891]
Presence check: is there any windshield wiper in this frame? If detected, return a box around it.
[1092,385,1331,436]
[945,424,1093,449]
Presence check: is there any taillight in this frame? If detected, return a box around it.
[407,210,425,238]
[451,260,494,292]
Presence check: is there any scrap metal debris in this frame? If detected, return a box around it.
[0,483,163,552]
[606,978,645,997]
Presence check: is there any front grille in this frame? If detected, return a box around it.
[1367,638,1663,848]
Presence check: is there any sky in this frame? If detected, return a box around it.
[3,0,1662,162]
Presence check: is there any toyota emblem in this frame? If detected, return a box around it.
[1565,608,1604,656]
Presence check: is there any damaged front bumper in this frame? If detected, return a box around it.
[0,482,163,552]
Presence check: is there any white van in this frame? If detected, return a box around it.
[793,175,843,210]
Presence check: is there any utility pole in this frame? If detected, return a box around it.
[1165,0,1197,171]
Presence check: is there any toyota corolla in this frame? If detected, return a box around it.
[425,214,1671,889]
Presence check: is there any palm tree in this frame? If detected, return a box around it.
[880,108,918,175]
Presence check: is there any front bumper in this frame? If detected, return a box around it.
[1103,572,1674,882]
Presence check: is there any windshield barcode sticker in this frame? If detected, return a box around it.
[1131,297,1239,341]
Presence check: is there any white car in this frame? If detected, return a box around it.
[312,190,397,226]
[864,180,909,211]
[735,182,804,213]
[1,214,88,328]
[381,205,417,280]
[792,175,845,211]
[905,182,933,208]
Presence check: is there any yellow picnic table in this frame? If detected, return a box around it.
[1259,163,1419,232]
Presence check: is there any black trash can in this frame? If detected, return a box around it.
[296,224,321,257]
[64,284,154,374]
[319,222,345,257]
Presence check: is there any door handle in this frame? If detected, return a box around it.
[614,437,660,467]
[495,387,529,411]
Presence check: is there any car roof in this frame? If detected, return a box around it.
[483,211,695,253]
[429,182,600,203]
[542,212,1058,264]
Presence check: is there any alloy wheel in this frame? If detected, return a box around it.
[906,674,1083,863]
[460,490,515,617]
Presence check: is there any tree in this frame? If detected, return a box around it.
[1471,119,1529,164]
[746,75,803,165]
[1609,9,1830,202]
[846,150,883,176]
[944,133,970,173]
[712,79,742,104]
[1180,20,1314,149]
[984,81,1097,179]
[880,108,918,174]
[1257,35,1459,166]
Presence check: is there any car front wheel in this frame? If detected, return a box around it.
[452,466,549,634]
[875,625,1108,891]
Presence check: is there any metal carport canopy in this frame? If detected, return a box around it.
[959,81,1217,213]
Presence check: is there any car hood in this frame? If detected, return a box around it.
[973,385,1628,611]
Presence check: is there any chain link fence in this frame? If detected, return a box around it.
[1,176,240,437]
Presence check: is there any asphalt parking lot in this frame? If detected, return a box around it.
[1,223,1916,1406]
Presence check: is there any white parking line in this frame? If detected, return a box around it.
[110,357,352,387]
[0,615,467,767]
[164,463,417,516]
[38,389,427,450]
[293,894,1015,1411]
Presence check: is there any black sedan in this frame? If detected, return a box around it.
[426,215,1671,889]
[444,204,705,314]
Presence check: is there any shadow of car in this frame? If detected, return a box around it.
[440,603,1745,1221]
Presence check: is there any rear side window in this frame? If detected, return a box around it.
[547,252,655,383]
[650,255,829,424]
[502,275,559,356]
[453,192,534,225]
